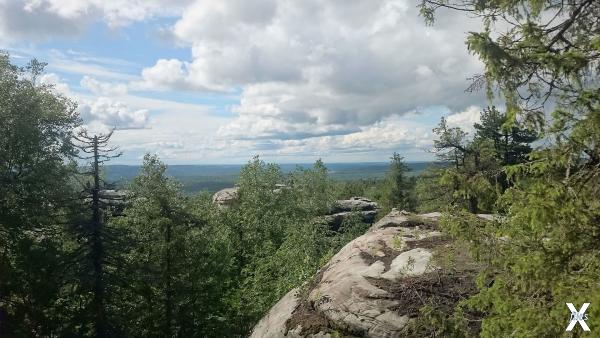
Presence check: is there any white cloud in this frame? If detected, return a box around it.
[49,55,137,81]
[0,0,86,41]
[35,72,151,131]
[0,0,194,43]
[136,58,228,92]
[215,114,437,162]
[446,105,482,134]
[78,97,149,130]
[1,0,496,163]
[106,103,230,163]
[140,0,485,143]
[38,72,72,95]
[81,76,128,96]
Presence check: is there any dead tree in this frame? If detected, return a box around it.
[73,129,121,338]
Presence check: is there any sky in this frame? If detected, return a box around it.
[0,0,489,164]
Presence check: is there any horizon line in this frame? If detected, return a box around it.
[105,160,437,166]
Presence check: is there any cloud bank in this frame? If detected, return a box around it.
[1,0,490,163]
[141,0,485,142]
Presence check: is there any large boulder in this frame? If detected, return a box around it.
[212,185,290,209]
[83,189,129,215]
[98,189,128,205]
[324,197,380,230]
[251,209,489,337]
[330,197,379,213]
[212,187,239,208]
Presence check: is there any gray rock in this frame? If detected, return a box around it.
[212,187,239,208]
[370,208,410,230]
[330,196,379,213]
[323,210,379,230]
[84,190,129,213]
[324,197,380,230]
[250,288,300,338]
[252,210,484,337]
[212,185,290,208]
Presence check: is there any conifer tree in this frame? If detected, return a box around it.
[72,129,121,337]
[431,117,497,213]
[116,154,209,337]
[420,0,600,335]
[381,152,413,211]
[473,106,537,166]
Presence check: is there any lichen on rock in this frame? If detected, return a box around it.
[250,209,490,338]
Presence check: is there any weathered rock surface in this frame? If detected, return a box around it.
[330,197,379,213]
[211,186,287,208]
[324,197,380,229]
[251,288,301,338]
[99,189,128,205]
[212,191,380,229]
[212,187,239,208]
[84,189,129,215]
[251,209,489,338]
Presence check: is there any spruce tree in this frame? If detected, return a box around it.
[420,0,600,335]
[381,152,413,211]
[116,155,201,337]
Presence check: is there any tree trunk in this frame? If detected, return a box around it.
[468,195,478,214]
[91,136,107,338]
[164,207,173,337]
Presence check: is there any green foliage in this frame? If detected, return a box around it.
[415,164,453,213]
[421,0,600,336]
[420,107,535,214]
[333,153,417,213]
[114,155,240,337]
[379,152,415,212]
[114,155,190,336]
[407,303,476,338]
[474,106,537,166]
[0,53,81,337]
[215,157,336,333]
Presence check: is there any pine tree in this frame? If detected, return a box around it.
[431,117,498,213]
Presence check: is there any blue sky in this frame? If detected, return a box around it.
[0,0,487,164]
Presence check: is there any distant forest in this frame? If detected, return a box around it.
[104,162,432,193]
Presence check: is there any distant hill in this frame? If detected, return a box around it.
[104,162,432,193]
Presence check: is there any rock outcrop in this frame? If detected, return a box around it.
[212,187,239,208]
[250,209,488,338]
[211,186,285,208]
[211,190,380,229]
[330,197,379,214]
[323,197,380,230]
[99,189,128,205]
[83,189,129,215]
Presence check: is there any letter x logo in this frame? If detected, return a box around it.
[566,303,590,332]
